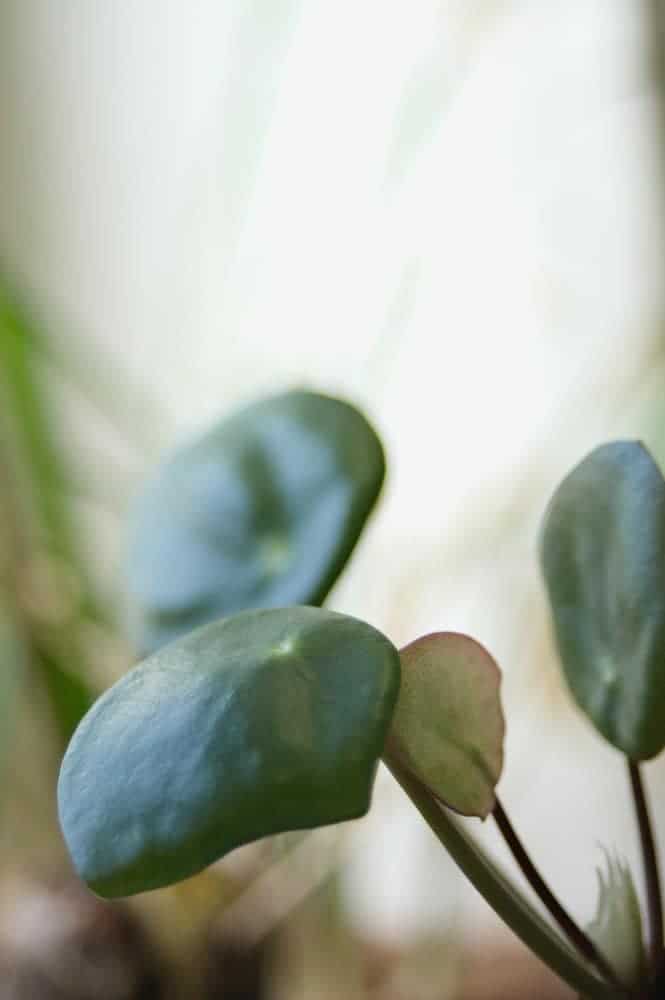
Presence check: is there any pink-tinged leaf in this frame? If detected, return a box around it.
[389,633,505,819]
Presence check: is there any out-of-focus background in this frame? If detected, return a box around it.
[2,2,665,997]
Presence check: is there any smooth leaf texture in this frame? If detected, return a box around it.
[540,441,665,759]
[127,390,385,654]
[587,851,644,988]
[58,606,400,898]
[388,633,504,818]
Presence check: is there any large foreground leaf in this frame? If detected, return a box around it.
[58,607,400,898]
[389,633,504,818]
[540,441,665,759]
[127,390,385,654]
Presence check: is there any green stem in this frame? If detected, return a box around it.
[627,761,663,977]
[493,797,623,988]
[384,754,626,1000]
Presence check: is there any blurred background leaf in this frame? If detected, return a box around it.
[0,277,102,749]
[127,390,385,654]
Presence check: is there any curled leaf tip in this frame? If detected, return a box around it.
[540,440,665,760]
[587,848,644,989]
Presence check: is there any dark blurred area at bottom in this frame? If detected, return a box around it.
[0,875,574,999]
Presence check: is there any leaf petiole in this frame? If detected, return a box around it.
[384,753,627,1000]
[627,761,664,980]
[492,797,624,989]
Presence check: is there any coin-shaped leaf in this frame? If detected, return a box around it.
[58,606,400,898]
[127,390,385,654]
[540,441,665,760]
[387,633,504,818]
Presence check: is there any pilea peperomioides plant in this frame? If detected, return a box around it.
[56,394,665,1000]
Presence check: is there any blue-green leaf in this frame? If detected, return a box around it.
[540,441,665,759]
[58,606,400,898]
[127,390,385,655]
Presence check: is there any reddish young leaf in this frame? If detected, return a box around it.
[389,632,504,818]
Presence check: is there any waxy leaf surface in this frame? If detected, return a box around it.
[127,390,385,654]
[540,441,665,759]
[388,633,504,818]
[58,607,400,898]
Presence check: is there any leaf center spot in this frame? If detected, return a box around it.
[598,654,617,687]
[273,637,296,657]
[260,535,291,576]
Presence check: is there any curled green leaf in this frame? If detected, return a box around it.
[127,390,385,654]
[540,441,665,759]
[587,850,644,989]
[388,633,504,818]
[0,607,25,792]
[58,607,400,898]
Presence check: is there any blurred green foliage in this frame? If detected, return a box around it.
[0,274,100,752]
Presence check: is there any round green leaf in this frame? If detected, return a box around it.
[540,441,665,760]
[127,390,385,654]
[387,633,504,818]
[58,606,400,898]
